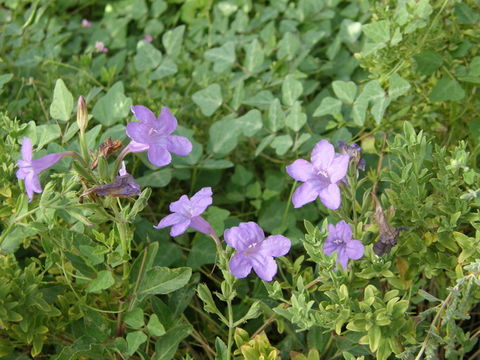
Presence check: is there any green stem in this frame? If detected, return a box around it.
[226,299,234,360]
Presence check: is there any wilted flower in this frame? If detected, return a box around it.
[16,137,68,202]
[286,140,349,210]
[154,187,213,236]
[123,105,192,167]
[338,141,365,171]
[95,41,108,53]
[81,19,92,27]
[323,221,364,269]
[85,161,140,198]
[225,222,291,282]
[144,34,153,43]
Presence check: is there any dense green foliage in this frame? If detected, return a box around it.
[0,0,479,359]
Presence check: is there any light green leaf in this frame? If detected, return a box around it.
[0,73,13,91]
[267,99,285,132]
[50,79,74,121]
[138,267,192,300]
[134,42,162,71]
[86,270,115,293]
[215,338,228,360]
[388,74,411,100]
[205,41,236,72]
[92,82,132,126]
[352,80,385,126]
[277,32,300,60]
[36,124,61,150]
[285,102,307,131]
[244,38,264,73]
[238,109,262,136]
[136,169,172,188]
[153,322,192,360]
[200,159,234,169]
[162,25,185,57]
[209,117,241,156]
[126,331,147,355]
[149,58,178,80]
[147,314,166,337]
[255,134,275,157]
[282,75,303,106]
[192,83,223,116]
[429,78,465,102]
[124,308,145,329]
[270,134,293,156]
[362,20,390,43]
[332,80,357,104]
[313,97,342,117]
[413,50,443,76]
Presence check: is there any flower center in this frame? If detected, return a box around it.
[244,241,260,255]
[317,169,328,178]
[333,237,343,245]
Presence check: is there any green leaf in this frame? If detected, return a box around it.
[282,75,303,106]
[332,80,357,104]
[388,74,411,100]
[124,308,145,329]
[244,38,264,73]
[362,20,390,43]
[192,83,223,116]
[200,159,234,169]
[368,326,381,352]
[413,50,443,76]
[418,289,441,303]
[149,58,178,79]
[186,236,216,270]
[429,77,465,102]
[352,80,385,126]
[255,134,275,157]
[86,270,115,293]
[277,32,300,60]
[126,331,147,355]
[92,82,132,126]
[313,97,342,117]
[285,102,307,131]
[36,124,61,150]
[147,314,166,337]
[270,134,293,156]
[267,99,285,132]
[0,73,13,91]
[455,3,479,25]
[153,322,192,360]
[138,267,192,301]
[162,25,185,57]
[136,169,172,188]
[49,79,74,121]
[238,109,262,136]
[205,41,236,73]
[134,42,162,71]
[215,337,228,360]
[209,117,241,156]
[197,283,222,316]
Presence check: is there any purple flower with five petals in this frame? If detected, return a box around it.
[225,222,291,282]
[15,137,67,202]
[154,187,213,236]
[125,105,192,167]
[323,221,364,269]
[286,140,349,210]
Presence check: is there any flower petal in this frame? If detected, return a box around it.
[24,172,42,202]
[154,213,185,229]
[189,216,213,235]
[323,240,338,256]
[286,159,316,182]
[335,221,352,242]
[21,137,33,162]
[166,135,192,156]
[131,105,156,124]
[250,253,277,282]
[336,247,349,269]
[318,183,341,210]
[170,219,191,237]
[189,187,212,216]
[169,195,190,216]
[327,154,349,183]
[229,253,252,279]
[156,107,178,135]
[126,122,151,144]
[260,235,291,257]
[126,140,150,153]
[311,140,334,171]
[31,153,65,173]
[224,222,264,252]
[292,182,318,208]
[147,145,172,167]
[345,239,364,260]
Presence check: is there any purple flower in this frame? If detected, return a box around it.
[15,137,67,202]
[95,41,108,53]
[125,105,192,167]
[338,141,365,171]
[154,187,213,236]
[144,34,153,43]
[225,222,291,282]
[286,140,349,210]
[82,19,92,27]
[91,161,141,197]
[323,221,364,269]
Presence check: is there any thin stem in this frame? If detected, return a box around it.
[226,298,234,360]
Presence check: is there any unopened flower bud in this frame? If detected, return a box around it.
[77,96,88,132]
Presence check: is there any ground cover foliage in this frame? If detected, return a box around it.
[0,0,480,359]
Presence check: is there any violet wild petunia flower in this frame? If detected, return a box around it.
[154,187,213,237]
[82,19,92,27]
[286,140,349,210]
[15,137,67,202]
[124,105,192,167]
[91,161,141,197]
[225,222,291,282]
[338,141,365,171]
[95,41,108,53]
[323,220,364,270]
